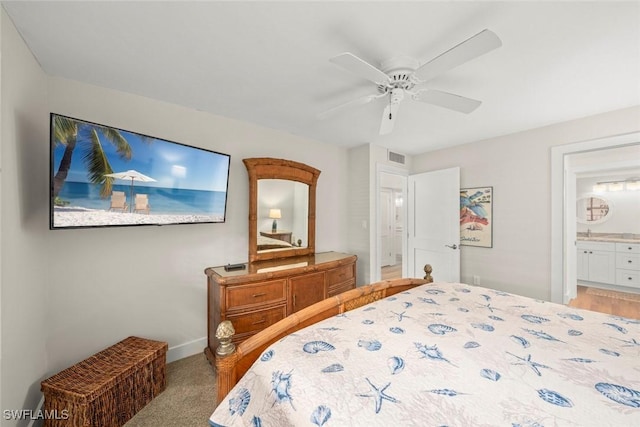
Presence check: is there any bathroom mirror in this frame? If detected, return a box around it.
[244,158,320,262]
[576,194,612,224]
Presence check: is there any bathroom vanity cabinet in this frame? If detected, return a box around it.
[577,241,639,289]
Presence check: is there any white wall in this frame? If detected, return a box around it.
[1,8,351,418]
[1,8,4,415]
[45,77,350,370]
[1,8,50,421]
[412,106,640,300]
[347,144,371,285]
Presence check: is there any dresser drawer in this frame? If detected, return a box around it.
[616,270,640,288]
[616,253,640,271]
[327,264,355,285]
[227,305,287,338]
[226,279,287,310]
[616,243,640,254]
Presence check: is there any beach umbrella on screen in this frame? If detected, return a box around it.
[104,169,156,212]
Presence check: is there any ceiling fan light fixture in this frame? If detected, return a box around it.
[390,88,405,104]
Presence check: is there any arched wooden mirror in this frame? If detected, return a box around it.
[244,158,320,262]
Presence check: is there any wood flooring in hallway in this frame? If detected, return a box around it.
[568,285,640,320]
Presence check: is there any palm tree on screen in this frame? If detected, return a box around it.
[52,116,134,199]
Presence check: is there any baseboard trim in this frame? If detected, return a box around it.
[167,337,207,364]
[26,397,45,427]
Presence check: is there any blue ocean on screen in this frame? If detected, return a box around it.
[58,181,226,216]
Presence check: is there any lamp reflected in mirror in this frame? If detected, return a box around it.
[269,208,281,232]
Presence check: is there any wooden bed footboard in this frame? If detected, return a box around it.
[208,267,433,405]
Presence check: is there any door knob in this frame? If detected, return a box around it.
[445,244,458,250]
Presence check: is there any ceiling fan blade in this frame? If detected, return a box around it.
[379,102,400,135]
[330,52,390,85]
[414,89,481,114]
[317,93,383,119]
[414,29,502,82]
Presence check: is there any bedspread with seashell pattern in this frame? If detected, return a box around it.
[210,282,640,426]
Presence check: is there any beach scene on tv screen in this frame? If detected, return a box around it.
[51,115,230,228]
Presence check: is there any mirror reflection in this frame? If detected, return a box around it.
[577,195,612,224]
[257,179,309,252]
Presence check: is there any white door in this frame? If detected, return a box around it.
[408,167,460,282]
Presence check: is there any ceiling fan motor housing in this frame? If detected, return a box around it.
[378,56,420,93]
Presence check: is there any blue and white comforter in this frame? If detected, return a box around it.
[209,283,640,426]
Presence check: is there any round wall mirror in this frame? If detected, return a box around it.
[576,194,612,224]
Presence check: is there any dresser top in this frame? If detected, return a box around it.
[206,251,357,283]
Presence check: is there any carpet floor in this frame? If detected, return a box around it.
[124,353,216,427]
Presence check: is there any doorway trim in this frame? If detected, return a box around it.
[551,131,640,304]
[374,163,408,282]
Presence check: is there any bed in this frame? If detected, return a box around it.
[257,234,294,251]
[209,273,640,426]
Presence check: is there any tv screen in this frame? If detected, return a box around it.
[50,113,230,229]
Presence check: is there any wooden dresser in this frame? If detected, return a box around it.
[205,252,356,363]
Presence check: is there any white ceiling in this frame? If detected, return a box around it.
[3,1,639,155]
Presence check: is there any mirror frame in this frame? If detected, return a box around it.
[244,158,321,262]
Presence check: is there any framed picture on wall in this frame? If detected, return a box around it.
[460,186,493,248]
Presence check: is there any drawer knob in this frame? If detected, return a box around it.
[629,260,633,264]
[252,318,266,325]
[252,292,266,298]
[628,277,633,281]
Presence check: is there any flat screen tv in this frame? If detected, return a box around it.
[50,113,230,229]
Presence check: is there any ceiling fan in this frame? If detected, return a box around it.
[319,29,502,135]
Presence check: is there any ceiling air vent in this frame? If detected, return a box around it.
[388,151,405,164]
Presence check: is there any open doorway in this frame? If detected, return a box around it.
[570,151,640,292]
[379,172,405,280]
[375,165,408,282]
[551,132,640,304]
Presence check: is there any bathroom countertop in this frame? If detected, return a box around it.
[577,233,640,244]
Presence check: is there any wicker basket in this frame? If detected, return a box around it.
[41,336,168,427]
